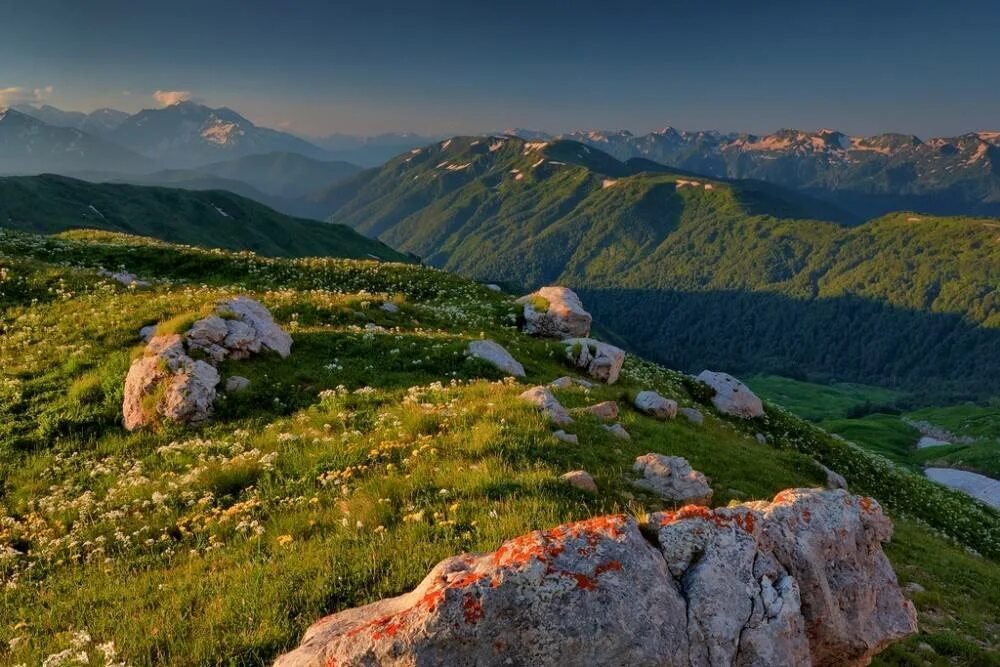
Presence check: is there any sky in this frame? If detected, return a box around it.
[1,0,998,138]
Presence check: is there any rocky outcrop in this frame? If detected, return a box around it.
[517,286,592,339]
[634,390,678,419]
[187,297,292,362]
[122,335,219,430]
[519,386,573,426]
[697,370,765,419]
[275,489,916,667]
[467,340,525,377]
[563,338,625,384]
[123,297,289,430]
[632,454,713,505]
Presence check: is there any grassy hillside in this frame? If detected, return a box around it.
[321,137,1000,396]
[0,228,998,665]
[0,174,409,261]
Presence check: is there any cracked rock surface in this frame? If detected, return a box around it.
[275,488,916,667]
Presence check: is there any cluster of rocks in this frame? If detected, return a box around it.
[98,268,150,288]
[122,297,291,430]
[275,488,917,667]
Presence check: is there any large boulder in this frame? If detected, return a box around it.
[563,338,625,384]
[632,454,713,506]
[516,286,592,339]
[122,335,220,430]
[467,340,525,377]
[697,370,765,419]
[634,390,678,420]
[518,386,573,426]
[276,489,916,667]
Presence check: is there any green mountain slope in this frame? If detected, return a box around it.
[321,137,1000,396]
[0,174,409,261]
[0,228,997,665]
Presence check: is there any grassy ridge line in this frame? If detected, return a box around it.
[0,174,411,261]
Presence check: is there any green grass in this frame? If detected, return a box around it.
[820,414,922,469]
[747,374,906,421]
[0,228,997,665]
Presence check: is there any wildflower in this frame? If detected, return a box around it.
[276,534,294,546]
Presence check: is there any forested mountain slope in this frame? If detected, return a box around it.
[323,136,1000,395]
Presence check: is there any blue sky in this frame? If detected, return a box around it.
[1,0,998,137]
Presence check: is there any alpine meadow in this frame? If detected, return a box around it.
[1,2,999,666]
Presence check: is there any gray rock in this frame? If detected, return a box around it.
[276,489,916,667]
[697,370,764,419]
[632,454,712,505]
[519,386,573,426]
[820,464,848,490]
[679,407,704,425]
[467,340,525,377]
[380,302,400,313]
[755,432,768,444]
[549,376,574,389]
[563,338,625,384]
[122,335,219,430]
[485,283,502,292]
[225,375,251,393]
[561,470,598,493]
[516,286,592,339]
[218,297,293,358]
[634,391,678,419]
[579,400,618,420]
[603,423,631,440]
[552,429,579,444]
[138,325,156,342]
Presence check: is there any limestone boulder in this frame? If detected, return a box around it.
[634,391,678,420]
[122,335,219,430]
[697,370,764,419]
[276,489,916,667]
[563,338,625,384]
[561,470,598,493]
[516,286,592,339]
[467,340,525,377]
[632,454,712,505]
[579,400,618,420]
[679,407,704,425]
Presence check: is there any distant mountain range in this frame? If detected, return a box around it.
[0,108,152,175]
[506,127,1000,218]
[319,135,1000,396]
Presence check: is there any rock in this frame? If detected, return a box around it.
[634,391,678,420]
[552,429,579,444]
[380,302,400,313]
[516,286,592,339]
[632,454,712,505]
[679,407,704,425]
[217,297,293,358]
[122,335,219,430]
[467,340,525,377]
[225,375,251,393]
[603,423,630,440]
[549,376,574,389]
[755,432,768,444]
[485,283,502,292]
[100,268,150,288]
[820,464,848,490]
[186,315,231,362]
[277,489,915,667]
[519,386,573,426]
[903,582,925,596]
[138,325,156,342]
[561,470,598,493]
[916,435,950,449]
[563,338,625,384]
[697,370,764,419]
[580,400,618,420]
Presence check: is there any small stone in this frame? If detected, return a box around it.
[519,386,573,426]
[485,284,502,292]
[820,464,848,490]
[549,376,574,389]
[679,407,704,425]
[561,470,598,493]
[604,423,631,440]
[632,453,712,505]
[225,375,251,393]
[467,339,525,377]
[755,433,768,444]
[581,400,618,420]
[903,582,925,596]
[380,302,400,313]
[634,391,678,419]
[553,430,579,444]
